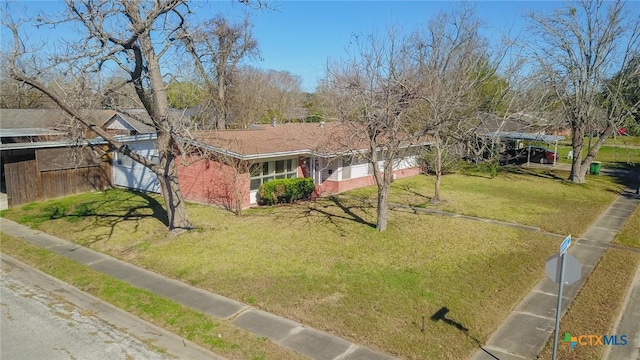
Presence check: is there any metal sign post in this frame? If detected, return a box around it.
[551,235,571,360]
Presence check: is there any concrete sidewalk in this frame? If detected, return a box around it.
[470,189,640,360]
[0,217,397,360]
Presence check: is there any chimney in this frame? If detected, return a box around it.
[271,118,277,127]
[319,121,325,128]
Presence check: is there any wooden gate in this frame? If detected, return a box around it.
[4,160,38,207]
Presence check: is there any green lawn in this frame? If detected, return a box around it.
[554,136,640,168]
[614,205,640,249]
[2,188,564,359]
[345,168,624,236]
[0,168,628,359]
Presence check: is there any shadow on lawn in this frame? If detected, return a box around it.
[396,183,433,203]
[35,190,168,244]
[304,196,376,230]
[507,162,640,191]
[429,307,500,360]
[599,165,640,190]
[502,166,565,181]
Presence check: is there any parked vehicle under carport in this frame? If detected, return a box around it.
[500,146,558,165]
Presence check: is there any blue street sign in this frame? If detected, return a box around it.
[560,235,571,255]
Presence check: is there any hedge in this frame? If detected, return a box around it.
[257,177,315,205]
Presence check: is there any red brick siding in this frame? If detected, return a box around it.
[177,157,251,209]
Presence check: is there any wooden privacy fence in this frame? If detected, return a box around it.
[4,148,112,207]
[4,160,38,206]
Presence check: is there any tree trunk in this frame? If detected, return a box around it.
[376,180,390,232]
[569,123,586,183]
[432,173,442,204]
[577,124,614,181]
[431,144,442,204]
[156,147,192,234]
[138,32,193,234]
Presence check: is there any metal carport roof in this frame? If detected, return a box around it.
[478,131,566,142]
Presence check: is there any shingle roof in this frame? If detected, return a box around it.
[193,122,345,159]
[0,108,160,135]
[193,122,429,159]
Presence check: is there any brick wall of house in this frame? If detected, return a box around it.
[177,157,251,210]
[178,155,421,209]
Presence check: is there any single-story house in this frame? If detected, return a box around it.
[177,122,428,208]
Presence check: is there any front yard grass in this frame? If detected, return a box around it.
[2,188,565,359]
[0,167,629,359]
[614,205,640,249]
[345,168,624,236]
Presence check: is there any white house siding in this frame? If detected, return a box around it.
[350,157,370,178]
[393,155,418,170]
[343,154,418,180]
[112,140,160,193]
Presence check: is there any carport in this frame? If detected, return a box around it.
[478,131,566,166]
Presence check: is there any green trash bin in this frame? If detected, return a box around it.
[590,161,601,175]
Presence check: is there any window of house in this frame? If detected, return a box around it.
[275,160,285,173]
[342,156,352,180]
[250,159,297,191]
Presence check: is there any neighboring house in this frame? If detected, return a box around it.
[475,112,566,153]
[104,109,186,194]
[177,122,427,209]
[0,108,161,206]
[474,112,566,165]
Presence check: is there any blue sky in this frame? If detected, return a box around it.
[6,1,638,92]
[203,0,559,91]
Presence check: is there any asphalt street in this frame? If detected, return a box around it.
[0,254,223,360]
[1,269,174,360]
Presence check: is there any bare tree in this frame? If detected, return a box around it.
[410,7,503,203]
[526,0,640,183]
[230,66,304,128]
[323,29,424,231]
[181,14,259,130]
[0,76,50,108]
[3,0,200,234]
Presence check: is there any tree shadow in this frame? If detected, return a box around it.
[38,189,169,244]
[395,183,433,202]
[599,166,640,190]
[303,196,377,230]
[502,166,565,181]
[428,307,500,360]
